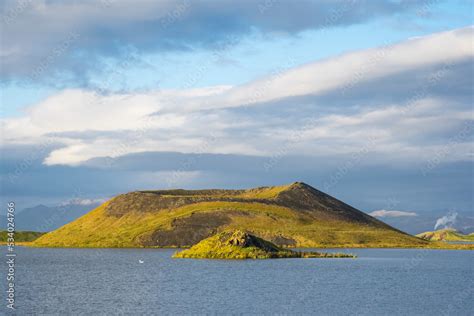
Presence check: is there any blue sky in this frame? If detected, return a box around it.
[1,0,473,232]
[2,0,472,115]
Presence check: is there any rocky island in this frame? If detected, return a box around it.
[173,230,355,259]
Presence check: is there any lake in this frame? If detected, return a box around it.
[1,247,472,315]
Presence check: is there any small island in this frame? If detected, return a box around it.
[173,230,356,259]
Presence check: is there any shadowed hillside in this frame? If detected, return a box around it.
[34,182,428,248]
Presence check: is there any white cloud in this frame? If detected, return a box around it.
[369,210,418,218]
[0,0,427,82]
[60,198,106,206]
[1,27,473,166]
[196,27,473,111]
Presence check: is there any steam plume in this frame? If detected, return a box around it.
[434,211,458,230]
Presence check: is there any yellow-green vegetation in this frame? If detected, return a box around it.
[0,230,45,243]
[417,228,474,242]
[31,182,472,250]
[234,184,291,199]
[173,230,355,259]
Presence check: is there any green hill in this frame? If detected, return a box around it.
[416,228,474,242]
[33,182,428,248]
[173,230,355,259]
[0,230,45,243]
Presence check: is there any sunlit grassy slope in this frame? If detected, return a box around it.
[33,182,455,249]
[417,228,474,242]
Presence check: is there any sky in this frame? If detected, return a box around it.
[0,0,473,232]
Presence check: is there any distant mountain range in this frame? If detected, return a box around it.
[0,202,100,232]
[34,182,428,248]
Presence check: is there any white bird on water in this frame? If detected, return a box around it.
[138,259,144,264]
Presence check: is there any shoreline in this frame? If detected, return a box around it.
[5,242,473,250]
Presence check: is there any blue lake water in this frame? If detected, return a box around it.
[1,247,472,315]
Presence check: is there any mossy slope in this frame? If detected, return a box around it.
[33,182,429,248]
[173,230,355,259]
[416,228,474,242]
